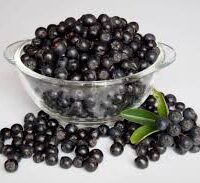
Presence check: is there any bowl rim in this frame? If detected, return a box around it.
[14,40,168,86]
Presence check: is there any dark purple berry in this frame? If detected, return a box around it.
[60,156,73,169]
[167,124,181,137]
[159,134,174,147]
[98,14,110,24]
[67,47,79,58]
[45,153,58,166]
[109,127,122,140]
[3,145,15,156]
[76,38,90,52]
[57,56,68,68]
[84,158,98,172]
[47,118,59,129]
[84,70,97,81]
[83,14,97,26]
[144,33,156,42]
[73,156,84,168]
[136,145,147,156]
[54,67,68,80]
[20,145,34,158]
[135,156,148,169]
[87,56,100,70]
[37,110,49,120]
[1,128,11,139]
[89,149,103,163]
[75,145,89,158]
[110,142,124,156]
[178,135,193,150]
[87,138,97,147]
[168,111,182,123]
[46,145,58,155]
[35,27,47,39]
[52,40,67,56]
[180,119,194,132]
[4,159,18,173]
[65,17,76,29]
[99,30,112,42]
[61,140,75,153]
[33,152,45,163]
[11,124,23,136]
[165,94,177,106]
[175,102,185,112]
[155,118,170,131]
[183,108,197,121]
[97,69,110,80]
[148,149,160,161]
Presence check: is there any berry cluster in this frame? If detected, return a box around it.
[0,111,105,172]
[21,14,160,81]
[0,93,199,172]
[134,94,199,169]
[0,110,139,173]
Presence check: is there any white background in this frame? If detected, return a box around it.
[0,0,200,182]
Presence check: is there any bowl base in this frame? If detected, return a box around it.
[42,107,121,127]
[37,88,152,127]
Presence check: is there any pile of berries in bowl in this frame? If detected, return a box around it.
[4,14,175,125]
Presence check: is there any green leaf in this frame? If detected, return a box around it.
[120,108,160,126]
[130,125,158,145]
[153,89,169,118]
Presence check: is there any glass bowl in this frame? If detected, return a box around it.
[4,40,176,126]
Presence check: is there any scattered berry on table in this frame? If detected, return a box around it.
[89,149,104,163]
[33,152,45,163]
[134,156,149,169]
[0,91,199,172]
[45,153,58,166]
[73,156,84,168]
[60,156,73,169]
[4,159,18,173]
[136,145,147,156]
[84,158,98,172]
[148,149,160,162]
[110,142,124,156]
[61,139,75,153]
[75,145,89,158]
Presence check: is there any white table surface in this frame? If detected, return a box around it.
[0,0,199,182]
